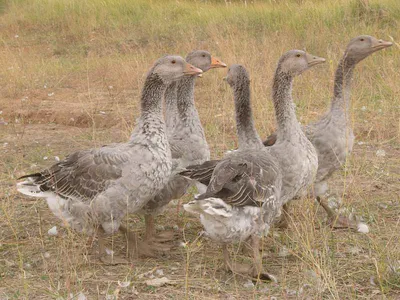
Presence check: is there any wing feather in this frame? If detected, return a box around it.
[19,145,128,200]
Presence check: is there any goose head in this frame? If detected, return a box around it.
[278,50,326,76]
[153,55,203,84]
[186,50,227,73]
[224,64,250,88]
[345,35,392,63]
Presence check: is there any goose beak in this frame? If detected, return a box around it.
[184,63,203,76]
[306,54,326,67]
[211,57,227,68]
[371,39,393,50]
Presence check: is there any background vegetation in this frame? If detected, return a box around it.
[0,0,399,298]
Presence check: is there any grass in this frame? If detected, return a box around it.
[1,0,399,298]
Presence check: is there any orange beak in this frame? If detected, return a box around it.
[371,39,393,50]
[184,63,203,76]
[210,57,227,68]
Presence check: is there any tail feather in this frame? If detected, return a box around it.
[17,172,42,180]
[184,198,233,218]
[16,177,46,198]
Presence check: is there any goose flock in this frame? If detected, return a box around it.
[17,35,392,280]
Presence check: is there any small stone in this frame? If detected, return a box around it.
[376,149,386,157]
[48,92,54,97]
[43,156,48,160]
[173,224,179,231]
[243,280,254,288]
[370,276,377,286]
[48,226,58,236]
[105,248,114,256]
[378,203,388,209]
[361,106,367,111]
[44,252,51,259]
[357,223,369,234]
[286,289,297,296]
[145,277,171,287]
[54,156,60,162]
[155,269,164,277]
[24,263,32,270]
[99,111,106,115]
[77,292,87,300]
[117,281,130,288]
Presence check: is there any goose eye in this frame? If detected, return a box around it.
[296,54,301,57]
[171,60,176,64]
[202,54,206,57]
[360,38,364,41]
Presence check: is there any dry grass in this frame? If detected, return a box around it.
[1,0,399,299]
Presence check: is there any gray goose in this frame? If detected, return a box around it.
[184,64,282,280]
[138,51,226,254]
[183,50,325,209]
[263,36,392,231]
[183,51,325,279]
[17,56,203,261]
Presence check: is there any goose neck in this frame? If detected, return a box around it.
[330,56,356,119]
[272,69,301,140]
[135,74,167,137]
[176,76,201,124]
[164,81,178,131]
[233,83,263,150]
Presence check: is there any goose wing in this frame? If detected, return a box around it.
[179,160,220,186]
[197,154,280,208]
[19,144,129,200]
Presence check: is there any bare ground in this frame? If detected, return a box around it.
[1,86,399,299]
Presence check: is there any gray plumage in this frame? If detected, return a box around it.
[17,55,202,236]
[185,52,325,210]
[139,51,226,219]
[164,81,178,134]
[263,36,393,198]
[183,64,282,243]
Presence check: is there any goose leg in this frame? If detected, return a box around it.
[250,236,277,282]
[119,225,166,258]
[143,215,174,251]
[275,203,291,229]
[97,227,107,259]
[316,196,368,233]
[97,227,127,265]
[222,244,252,274]
[119,225,149,259]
